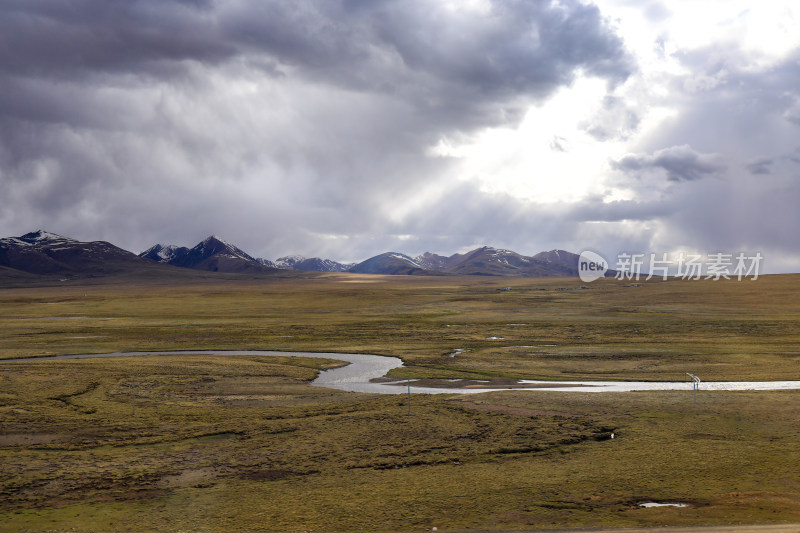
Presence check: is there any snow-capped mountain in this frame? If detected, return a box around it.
[273,255,305,269]
[413,252,454,271]
[14,230,77,245]
[139,239,355,274]
[434,247,585,277]
[351,247,587,277]
[139,236,276,274]
[442,246,533,275]
[140,244,190,263]
[0,230,151,276]
[292,257,354,272]
[254,255,354,272]
[349,252,429,275]
[255,257,278,269]
[172,236,255,268]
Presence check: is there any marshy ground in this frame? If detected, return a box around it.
[1,273,799,531]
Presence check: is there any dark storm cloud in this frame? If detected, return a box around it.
[0,0,634,257]
[0,0,230,78]
[746,158,773,175]
[1,0,634,128]
[612,145,727,182]
[745,148,800,175]
[221,0,635,86]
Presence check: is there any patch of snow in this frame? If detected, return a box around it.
[14,230,77,245]
[388,253,423,268]
[447,348,470,358]
[157,245,177,261]
[196,235,255,262]
[486,336,505,340]
[489,248,513,256]
[257,258,279,268]
[27,230,72,242]
[274,255,305,269]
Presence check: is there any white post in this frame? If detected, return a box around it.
[407,379,411,415]
[686,373,700,404]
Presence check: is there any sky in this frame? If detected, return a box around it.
[1,0,799,271]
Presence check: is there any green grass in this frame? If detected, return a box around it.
[2,355,800,531]
[2,273,799,381]
[1,273,800,530]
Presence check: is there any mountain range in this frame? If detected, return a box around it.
[142,237,584,277]
[140,236,277,274]
[1,230,591,280]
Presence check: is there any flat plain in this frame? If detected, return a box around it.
[1,272,800,531]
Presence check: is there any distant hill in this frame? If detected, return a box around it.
[141,240,353,274]
[140,236,277,274]
[442,246,536,276]
[349,252,429,275]
[291,257,354,273]
[531,249,582,276]
[0,264,39,282]
[266,255,354,273]
[354,247,585,277]
[0,230,154,277]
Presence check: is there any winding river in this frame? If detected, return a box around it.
[3,350,800,394]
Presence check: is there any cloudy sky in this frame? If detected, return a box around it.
[1,0,799,271]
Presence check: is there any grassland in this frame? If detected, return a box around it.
[2,273,799,381]
[1,272,800,531]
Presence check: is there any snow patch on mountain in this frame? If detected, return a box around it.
[156,246,178,261]
[256,258,278,269]
[19,230,76,244]
[196,236,255,262]
[274,255,306,269]
[140,244,189,263]
[389,253,423,268]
